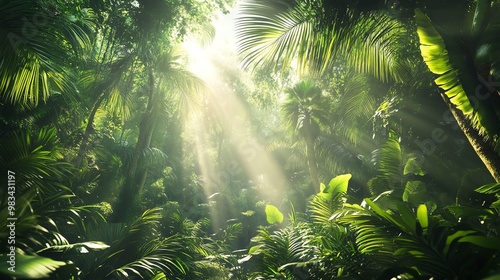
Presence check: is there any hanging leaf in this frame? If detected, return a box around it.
[415,9,474,116]
[265,204,284,224]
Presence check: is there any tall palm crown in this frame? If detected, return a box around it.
[282,80,329,191]
[282,81,328,140]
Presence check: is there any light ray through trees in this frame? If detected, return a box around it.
[183,22,287,230]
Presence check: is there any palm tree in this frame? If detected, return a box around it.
[75,53,136,167]
[415,3,500,182]
[281,81,330,192]
[113,47,206,221]
[74,0,146,167]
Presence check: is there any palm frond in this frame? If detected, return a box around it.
[315,136,364,178]
[334,73,376,145]
[235,0,408,81]
[158,47,208,114]
[246,224,315,278]
[111,236,190,279]
[0,127,70,193]
[82,208,194,279]
[0,254,68,279]
[236,0,314,75]
[415,8,500,141]
[0,0,95,107]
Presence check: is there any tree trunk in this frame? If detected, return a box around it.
[442,93,500,183]
[305,136,321,192]
[75,94,106,167]
[113,67,157,221]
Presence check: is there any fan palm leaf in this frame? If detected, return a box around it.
[0,127,69,194]
[0,0,95,107]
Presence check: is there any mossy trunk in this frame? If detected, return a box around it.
[442,93,500,183]
[305,136,321,193]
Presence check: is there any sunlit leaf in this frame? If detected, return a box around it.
[324,174,352,194]
[0,254,67,278]
[403,157,425,176]
[415,9,475,117]
[416,204,428,232]
[475,183,500,194]
[402,181,426,205]
[265,204,284,224]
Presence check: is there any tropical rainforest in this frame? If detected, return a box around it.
[1,0,500,279]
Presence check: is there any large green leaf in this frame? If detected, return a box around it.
[324,174,352,194]
[415,9,474,116]
[403,157,425,176]
[265,204,284,224]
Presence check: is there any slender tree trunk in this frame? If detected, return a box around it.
[305,136,321,192]
[75,94,106,167]
[442,93,500,182]
[113,67,157,221]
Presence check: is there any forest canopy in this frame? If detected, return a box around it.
[1,0,500,279]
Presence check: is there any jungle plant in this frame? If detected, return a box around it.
[0,127,108,279]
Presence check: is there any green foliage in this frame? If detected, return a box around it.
[0,0,94,107]
[476,183,500,194]
[239,171,500,279]
[80,208,193,279]
[236,0,408,80]
[243,224,315,279]
[0,254,68,279]
[415,9,474,115]
[310,174,352,224]
[416,6,500,143]
[265,204,284,224]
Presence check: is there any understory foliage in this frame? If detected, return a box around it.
[239,171,500,279]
